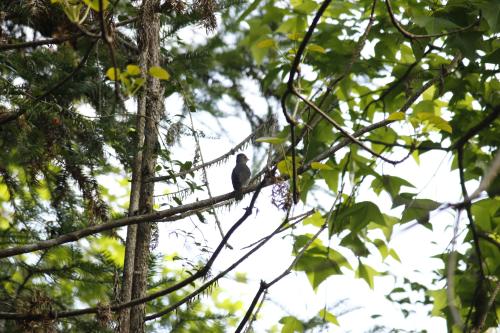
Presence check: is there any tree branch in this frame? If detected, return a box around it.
[385,0,480,40]
[0,169,270,321]
[0,179,273,260]
[449,105,500,150]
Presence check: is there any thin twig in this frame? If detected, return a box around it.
[385,0,480,40]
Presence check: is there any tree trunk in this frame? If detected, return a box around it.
[127,0,164,332]
[117,61,147,333]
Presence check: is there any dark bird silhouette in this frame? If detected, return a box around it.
[231,153,251,200]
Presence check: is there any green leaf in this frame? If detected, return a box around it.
[413,15,459,35]
[387,112,405,121]
[318,309,339,326]
[373,239,388,259]
[471,198,500,232]
[356,260,379,289]
[280,316,304,333]
[371,175,415,199]
[303,211,324,227]
[320,169,339,192]
[292,0,318,14]
[337,202,385,233]
[277,16,307,34]
[287,32,304,41]
[126,64,141,75]
[90,236,125,267]
[311,162,333,170]
[0,183,11,201]
[256,38,275,49]
[106,67,121,81]
[429,289,447,316]
[256,136,286,144]
[148,66,170,80]
[82,0,109,11]
[0,216,9,230]
[277,156,300,176]
[306,44,326,54]
[477,2,500,32]
[388,248,401,262]
[401,199,441,224]
[428,116,452,133]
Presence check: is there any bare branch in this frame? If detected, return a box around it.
[385,0,480,40]
[0,180,273,260]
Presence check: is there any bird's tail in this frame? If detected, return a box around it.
[234,190,243,201]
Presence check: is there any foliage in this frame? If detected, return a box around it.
[0,0,499,332]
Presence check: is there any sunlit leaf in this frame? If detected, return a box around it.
[148,66,170,80]
[256,38,275,49]
[303,211,324,227]
[126,64,141,75]
[356,260,379,289]
[306,44,326,54]
[310,162,333,170]
[387,112,405,121]
[106,67,121,81]
[82,0,109,11]
[318,309,339,325]
[280,316,303,333]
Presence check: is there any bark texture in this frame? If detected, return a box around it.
[123,0,164,332]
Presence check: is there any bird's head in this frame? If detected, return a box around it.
[236,153,249,164]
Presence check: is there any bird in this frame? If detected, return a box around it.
[231,153,251,200]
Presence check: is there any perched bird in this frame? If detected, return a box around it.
[231,153,251,200]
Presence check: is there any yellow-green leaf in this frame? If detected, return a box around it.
[429,116,452,133]
[148,66,170,80]
[318,309,339,326]
[255,38,275,49]
[277,156,299,176]
[0,183,10,201]
[287,32,303,41]
[82,0,109,11]
[0,216,9,231]
[255,136,286,144]
[307,43,326,54]
[303,211,324,227]
[310,162,333,170]
[91,236,125,267]
[126,64,141,75]
[106,67,120,81]
[387,112,405,121]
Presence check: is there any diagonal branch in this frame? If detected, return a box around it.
[449,105,500,150]
[292,89,406,165]
[0,179,272,260]
[149,119,272,182]
[385,0,481,40]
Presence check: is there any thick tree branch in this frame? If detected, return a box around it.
[0,180,272,260]
[0,170,270,321]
